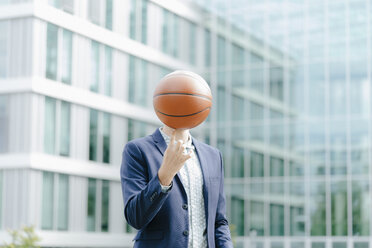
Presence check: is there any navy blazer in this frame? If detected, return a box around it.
[120,127,233,248]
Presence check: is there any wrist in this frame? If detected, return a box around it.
[158,167,173,186]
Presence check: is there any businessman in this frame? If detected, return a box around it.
[120,118,233,246]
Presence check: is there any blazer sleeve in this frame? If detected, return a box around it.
[120,141,171,230]
[215,150,234,248]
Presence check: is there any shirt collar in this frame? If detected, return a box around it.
[159,126,193,148]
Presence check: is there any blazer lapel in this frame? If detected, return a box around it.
[151,128,167,156]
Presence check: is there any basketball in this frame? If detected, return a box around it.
[153,71,212,129]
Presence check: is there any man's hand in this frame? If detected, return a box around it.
[158,129,193,186]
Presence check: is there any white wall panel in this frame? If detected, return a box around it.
[3,169,30,229]
[68,175,87,231]
[8,93,31,153]
[110,115,127,167]
[111,50,128,102]
[8,18,33,77]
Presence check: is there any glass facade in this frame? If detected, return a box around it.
[46,23,72,84]
[192,0,372,246]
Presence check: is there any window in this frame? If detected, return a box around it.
[90,41,113,96]
[270,204,284,236]
[162,9,179,57]
[331,180,347,236]
[46,23,58,81]
[231,146,244,178]
[249,52,264,93]
[250,201,264,236]
[290,206,305,236]
[44,97,71,156]
[90,41,100,93]
[217,86,226,123]
[270,157,284,177]
[310,181,326,236]
[87,178,110,232]
[231,196,244,236]
[48,0,74,14]
[352,180,370,236]
[46,23,72,84]
[250,151,264,177]
[231,43,245,87]
[87,178,96,231]
[129,0,148,44]
[269,66,284,101]
[41,172,69,230]
[101,180,109,232]
[128,56,148,107]
[89,109,111,164]
[0,95,8,153]
[87,0,113,30]
[204,29,211,67]
[128,119,147,141]
[188,22,197,65]
[217,36,226,85]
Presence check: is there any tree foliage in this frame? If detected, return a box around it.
[1,225,41,248]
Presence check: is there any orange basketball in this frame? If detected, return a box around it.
[153,71,212,129]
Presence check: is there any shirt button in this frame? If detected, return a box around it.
[182,204,188,210]
[183,230,189,236]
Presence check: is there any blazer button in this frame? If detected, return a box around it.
[183,230,189,236]
[182,204,188,210]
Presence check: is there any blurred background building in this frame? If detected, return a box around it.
[0,0,371,248]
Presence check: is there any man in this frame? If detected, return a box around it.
[120,74,233,248]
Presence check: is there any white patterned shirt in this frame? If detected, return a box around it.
[159,127,207,248]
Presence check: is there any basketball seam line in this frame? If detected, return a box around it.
[153,93,212,101]
[155,107,211,117]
